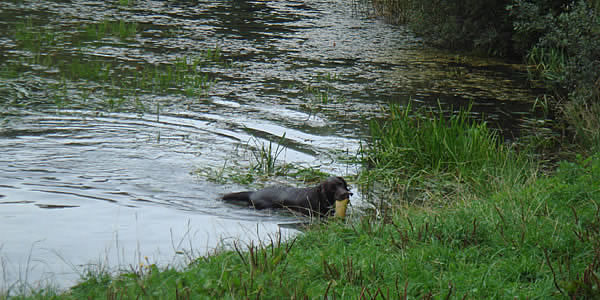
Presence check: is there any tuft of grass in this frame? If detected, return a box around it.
[359,101,535,206]
[82,19,138,41]
[303,84,346,105]
[250,133,288,176]
[196,133,299,186]
[526,46,567,90]
[286,166,331,184]
[196,160,256,186]
[561,93,600,155]
[196,155,331,187]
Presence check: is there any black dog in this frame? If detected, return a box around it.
[221,176,352,217]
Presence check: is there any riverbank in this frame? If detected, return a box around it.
[2,0,597,298]
[7,105,599,299]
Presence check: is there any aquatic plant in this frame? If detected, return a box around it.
[8,17,234,112]
[251,133,288,176]
[14,17,59,52]
[286,166,332,184]
[118,0,134,7]
[82,19,138,40]
[303,84,346,106]
[317,72,340,82]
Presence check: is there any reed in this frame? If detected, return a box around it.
[82,19,138,40]
[526,46,567,88]
[251,133,288,176]
[561,97,600,154]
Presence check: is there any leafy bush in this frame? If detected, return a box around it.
[509,0,600,151]
[510,0,600,91]
[373,0,600,152]
[372,0,516,55]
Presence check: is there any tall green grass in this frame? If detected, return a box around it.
[360,102,535,204]
[251,134,287,176]
[527,46,567,89]
[562,97,600,154]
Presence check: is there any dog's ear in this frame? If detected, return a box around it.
[319,179,336,204]
[337,176,348,189]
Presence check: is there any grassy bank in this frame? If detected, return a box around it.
[6,105,600,299]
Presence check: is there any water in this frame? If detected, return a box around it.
[0,0,544,291]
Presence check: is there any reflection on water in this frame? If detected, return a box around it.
[0,0,544,291]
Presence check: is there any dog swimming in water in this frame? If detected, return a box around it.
[221,176,352,217]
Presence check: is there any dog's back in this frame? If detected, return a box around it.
[221,176,351,216]
[249,185,315,210]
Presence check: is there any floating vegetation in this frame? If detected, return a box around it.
[81,19,139,40]
[5,22,229,112]
[303,84,347,105]
[4,16,238,114]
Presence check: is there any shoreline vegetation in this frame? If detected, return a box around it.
[3,0,600,299]
[371,0,600,155]
[8,103,600,299]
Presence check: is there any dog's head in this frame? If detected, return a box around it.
[321,176,352,203]
[319,177,352,217]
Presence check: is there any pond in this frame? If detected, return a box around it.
[0,0,544,291]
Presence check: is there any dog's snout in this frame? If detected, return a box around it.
[340,189,353,198]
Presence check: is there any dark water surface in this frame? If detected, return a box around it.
[0,0,542,291]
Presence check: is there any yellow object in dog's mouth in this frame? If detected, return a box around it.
[334,198,350,218]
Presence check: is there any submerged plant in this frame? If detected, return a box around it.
[8,15,232,112]
[527,46,566,88]
[14,17,59,52]
[82,19,138,41]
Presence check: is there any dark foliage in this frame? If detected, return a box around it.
[373,0,600,150]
